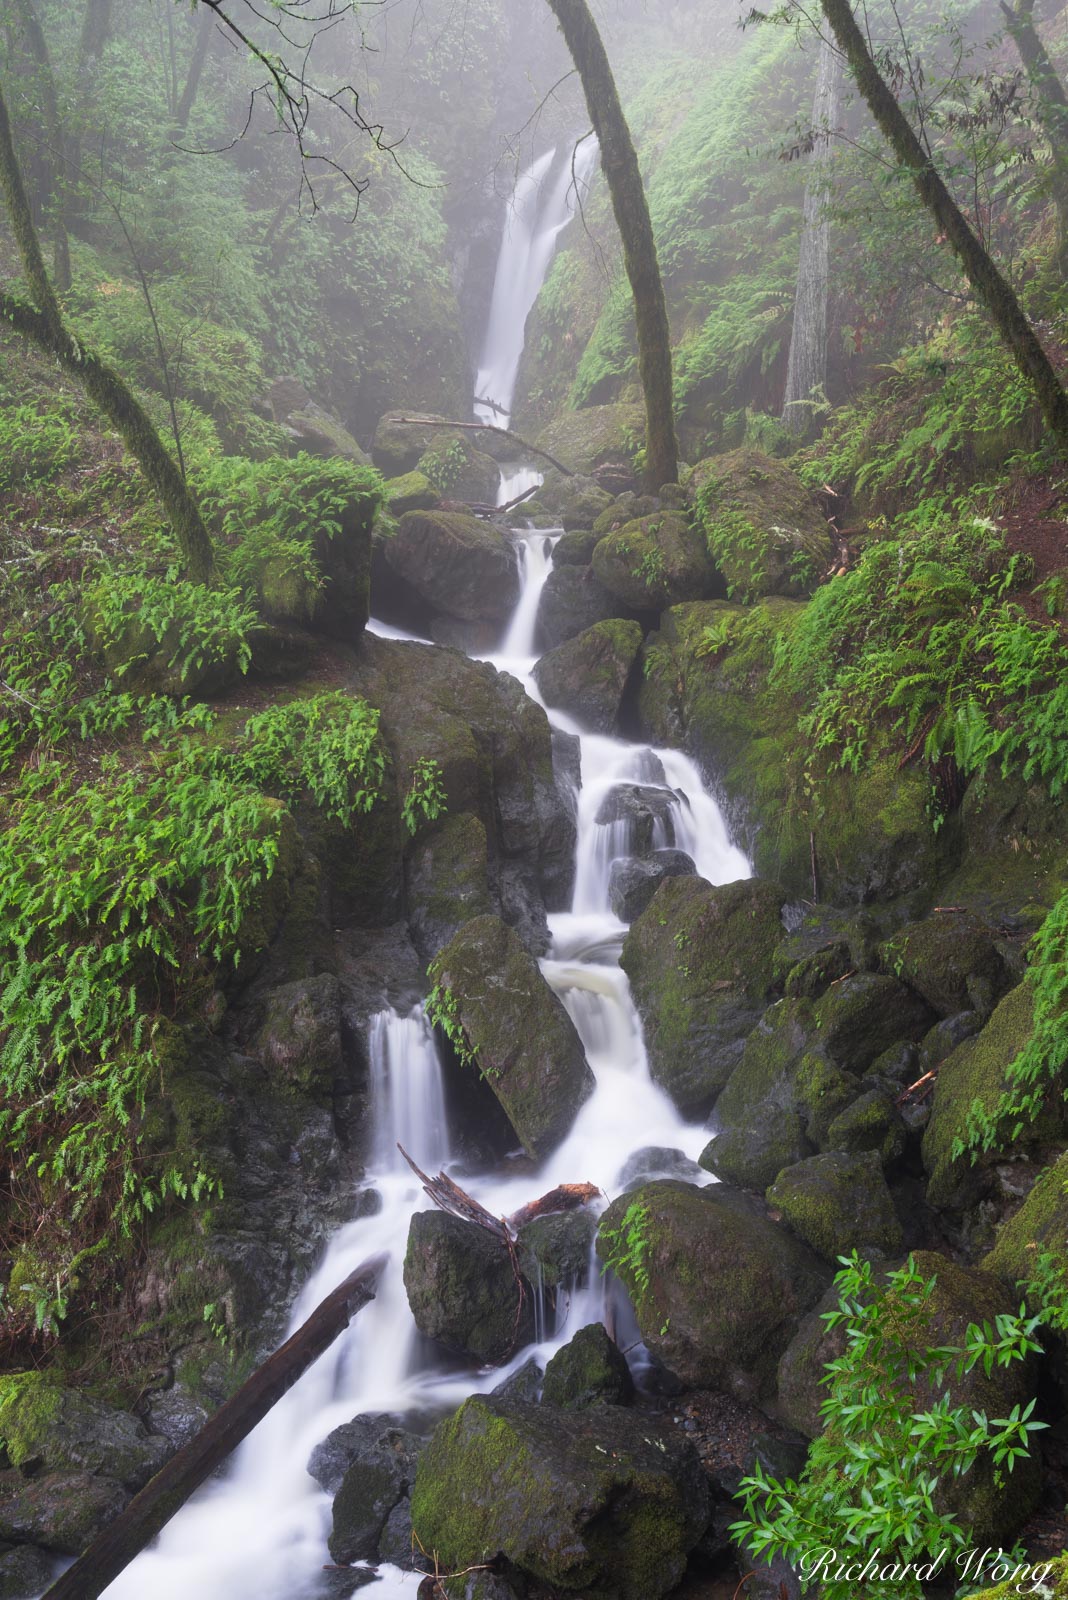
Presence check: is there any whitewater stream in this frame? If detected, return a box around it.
[97,143,750,1600]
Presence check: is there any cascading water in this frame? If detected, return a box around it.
[91,146,752,1600]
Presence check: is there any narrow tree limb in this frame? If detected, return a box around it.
[398,1146,601,1239]
[506,1183,602,1232]
[391,416,574,477]
[40,1253,388,1600]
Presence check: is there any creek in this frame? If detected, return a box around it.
[99,142,749,1600]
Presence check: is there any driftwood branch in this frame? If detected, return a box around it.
[41,1253,388,1600]
[397,1145,600,1240]
[466,483,543,519]
[392,415,574,477]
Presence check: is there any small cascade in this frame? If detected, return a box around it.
[368,1004,450,1172]
[497,529,559,660]
[474,141,597,433]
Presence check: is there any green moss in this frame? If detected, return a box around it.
[0,1373,62,1466]
[962,1553,1068,1599]
[982,1150,1068,1291]
[382,469,438,513]
[689,448,832,601]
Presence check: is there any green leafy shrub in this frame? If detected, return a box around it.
[402,756,447,834]
[425,978,479,1071]
[86,568,256,683]
[0,400,80,492]
[732,1253,1046,1598]
[224,692,387,828]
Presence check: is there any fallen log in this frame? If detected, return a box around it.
[507,1182,603,1232]
[398,1146,601,1238]
[41,1252,388,1600]
[466,483,542,518]
[391,415,575,477]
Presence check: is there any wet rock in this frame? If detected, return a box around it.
[532,619,643,735]
[535,563,622,649]
[405,812,494,963]
[880,912,1010,1019]
[382,469,439,514]
[535,473,614,530]
[535,403,645,478]
[373,411,450,477]
[429,915,594,1157]
[596,1180,827,1398]
[0,1373,170,1491]
[252,973,342,1095]
[0,1471,128,1555]
[268,377,372,465]
[767,1151,903,1260]
[411,1394,708,1600]
[384,509,519,623]
[552,528,601,565]
[814,974,935,1073]
[145,1385,210,1453]
[551,728,581,814]
[824,1084,905,1165]
[595,783,679,853]
[316,1566,381,1597]
[622,876,788,1116]
[609,849,696,922]
[491,1358,544,1404]
[541,1324,634,1410]
[404,1211,534,1364]
[688,447,832,600]
[0,1542,55,1599]
[516,1210,597,1291]
[617,1146,705,1189]
[416,431,499,504]
[984,1150,1068,1294]
[593,511,721,611]
[309,1413,425,1499]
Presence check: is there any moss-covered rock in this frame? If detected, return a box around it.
[700,1002,823,1189]
[813,973,935,1073]
[536,472,614,530]
[621,875,787,1115]
[0,1541,55,1598]
[403,1211,534,1365]
[382,469,439,513]
[609,850,697,923]
[0,1471,128,1556]
[824,1084,906,1164]
[410,1393,708,1600]
[0,1374,169,1491]
[596,1180,827,1398]
[535,402,646,476]
[541,1324,634,1409]
[329,1457,406,1564]
[592,511,721,611]
[516,1210,597,1293]
[688,447,833,600]
[767,1151,903,1260]
[251,972,342,1096]
[404,811,493,962]
[383,509,518,623]
[922,982,1052,1210]
[531,619,643,734]
[983,1149,1068,1292]
[959,1553,1068,1599]
[880,911,1010,1018]
[535,563,625,650]
[775,1281,843,1437]
[552,528,602,565]
[416,432,499,504]
[372,410,451,476]
[429,915,594,1157]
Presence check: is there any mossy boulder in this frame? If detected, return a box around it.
[688,447,832,600]
[251,972,342,1096]
[775,1281,844,1437]
[541,1324,634,1409]
[416,432,499,504]
[325,1414,427,1568]
[535,564,625,649]
[429,915,594,1157]
[960,1554,1068,1599]
[372,410,450,476]
[983,1150,1068,1292]
[532,619,643,735]
[767,1151,903,1260]
[609,850,697,923]
[536,472,614,530]
[410,1393,708,1600]
[922,982,1054,1210]
[814,974,934,1073]
[596,1180,827,1398]
[637,600,951,903]
[552,528,602,565]
[0,1374,169,1492]
[0,1542,54,1597]
[382,469,439,513]
[621,875,787,1115]
[592,511,721,611]
[329,1457,407,1564]
[403,1212,534,1365]
[0,1471,128,1556]
[404,812,493,963]
[309,1412,425,1498]
[880,911,1010,1018]
[517,1210,597,1292]
[700,1002,823,1189]
[384,510,518,622]
[535,402,646,476]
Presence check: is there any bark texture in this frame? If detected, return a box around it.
[820,0,1068,455]
[545,0,679,489]
[1001,0,1068,271]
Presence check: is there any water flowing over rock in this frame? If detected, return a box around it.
[411,1394,709,1600]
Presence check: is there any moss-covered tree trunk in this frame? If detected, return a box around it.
[0,77,215,583]
[8,0,71,291]
[544,0,678,490]
[1001,0,1068,273]
[820,0,1068,456]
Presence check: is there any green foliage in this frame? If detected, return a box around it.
[86,568,257,683]
[222,693,387,828]
[418,438,467,495]
[954,891,1068,1161]
[402,756,447,834]
[0,749,289,1331]
[0,399,80,492]
[599,1199,663,1328]
[425,979,479,1071]
[731,1253,1046,1598]
[694,488,764,601]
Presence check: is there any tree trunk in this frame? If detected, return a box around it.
[820,0,1068,457]
[40,1253,387,1600]
[1001,0,1068,272]
[543,0,679,490]
[7,0,71,290]
[0,78,216,583]
[175,7,215,132]
[781,36,841,433]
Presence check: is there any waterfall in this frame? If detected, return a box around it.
[474,140,598,436]
[781,37,841,434]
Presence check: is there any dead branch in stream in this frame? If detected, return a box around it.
[397,1145,601,1239]
[391,415,574,476]
[40,1253,387,1600]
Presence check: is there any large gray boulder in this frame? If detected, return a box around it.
[429,916,594,1156]
[535,564,622,649]
[403,1211,535,1365]
[532,619,643,734]
[384,510,519,622]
